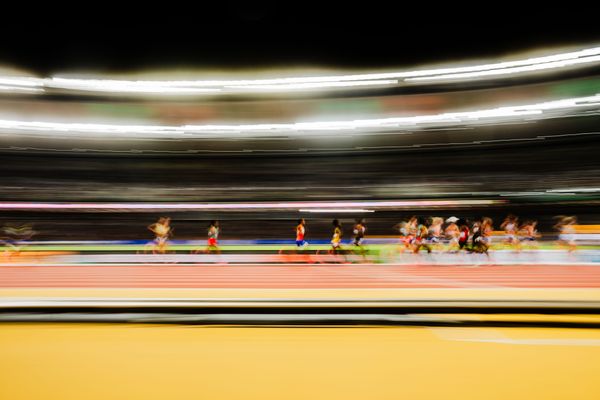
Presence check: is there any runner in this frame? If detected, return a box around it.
[147,217,172,254]
[413,217,432,254]
[352,218,367,258]
[444,216,460,253]
[394,219,411,254]
[519,220,541,250]
[457,219,470,252]
[501,214,521,252]
[353,219,366,246]
[331,219,343,254]
[555,216,577,253]
[471,217,493,255]
[428,217,444,251]
[206,220,221,254]
[296,218,308,248]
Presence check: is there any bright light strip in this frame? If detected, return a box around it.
[0,46,596,96]
[0,77,45,94]
[299,209,375,213]
[499,192,547,197]
[0,94,597,139]
[0,199,502,211]
[0,77,44,87]
[51,46,600,89]
[405,54,600,82]
[48,78,222,94]
[0,85,44,93]
[547,188,600,193]
[224,80,398,90]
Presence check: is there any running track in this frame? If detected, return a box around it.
[1,264,600,288]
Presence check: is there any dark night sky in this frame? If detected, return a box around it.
[1,6,599,75]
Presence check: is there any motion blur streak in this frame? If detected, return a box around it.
[0,94,598,139]
[0,45,599,96]
[0,199,502,210]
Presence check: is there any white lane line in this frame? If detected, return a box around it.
[429,327,600,346]
[451,338,600,346]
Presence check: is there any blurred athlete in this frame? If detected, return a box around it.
[501,214,521,252]
[519,220,541,250]
[206,220,221,254]
[353,219,366,246]
[413,217,432,254]
[353,218,367,258]
[428,217,444,251]
[457,219,470,252]
[296,218,308,248]
[147,217,172,254]
[444,216,460,253]
[471,217,493,255]
[394,219,411,253]
[555,216,577,253]
[331,219,343,254]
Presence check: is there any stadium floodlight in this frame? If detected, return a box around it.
[0,46,598,96]
[0,94,598,140]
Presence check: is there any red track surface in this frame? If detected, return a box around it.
[1,264,600,288]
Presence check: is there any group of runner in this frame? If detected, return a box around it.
[296,218,367,255]
[145,214,578,255]
[146,217,368,255]
[393,214,579,254]
[0,214,580,258]
[147,218,220,254]
[298,215,541,256]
